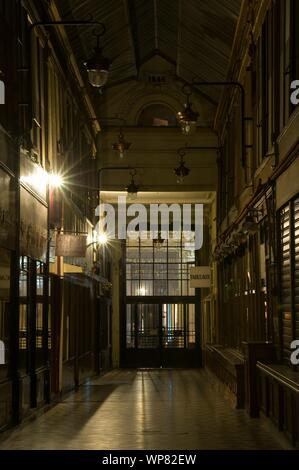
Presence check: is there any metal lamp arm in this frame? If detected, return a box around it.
[29,20,105,32]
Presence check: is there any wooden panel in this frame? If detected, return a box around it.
[0,378,12,431]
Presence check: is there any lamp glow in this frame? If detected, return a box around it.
[48,173,63,188]
[97,233,108,245]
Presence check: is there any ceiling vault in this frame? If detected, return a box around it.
[54,0,242,105]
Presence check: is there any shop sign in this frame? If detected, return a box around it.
[56,234,87,258]
[190,267,211,288]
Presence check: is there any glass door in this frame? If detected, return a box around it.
[124,303,199,367]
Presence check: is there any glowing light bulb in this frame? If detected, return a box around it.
[48,173,63,188]
[97,233,108,245]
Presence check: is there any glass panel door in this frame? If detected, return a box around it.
[124,303,198,367]
[162,304,184,348]
[136,304,160,349]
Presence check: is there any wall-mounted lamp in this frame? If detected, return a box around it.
[84,26,110,88]
[97,232,108,245]
[174,151,190,184]
[93,229,108,246]
[242,208,263,235]
[30,20,108,89]
[126,170,139,200]
[242,214,258,234]
[20,166,63,191]
[177,85,199,136]
[48,171,63,188]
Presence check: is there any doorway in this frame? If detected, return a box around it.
[123,302,200,367]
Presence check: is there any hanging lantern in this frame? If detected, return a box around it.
[177,87,199,136]
[112,129,132,159]
[126,171,139,200]
[85,28,110,88]
[174,151,190,184]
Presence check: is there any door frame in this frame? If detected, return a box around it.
[120,295,201,368]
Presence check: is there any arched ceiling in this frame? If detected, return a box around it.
[54,0,242,103]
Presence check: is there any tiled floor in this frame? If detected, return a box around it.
[0,369,291,450]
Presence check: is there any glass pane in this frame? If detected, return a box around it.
[140,247,153,263]
[126,264,132,279]
[127,235,139,247]
[139,235,152,246]
[154,264,167,279]
[19,304,27,350]
[181,264,189,280]
[168,280,181,296]
[137,304,159,348]
[168,264,181,279]
[168,234,181,246]
[182,247,195,262]
[182,280,195,296]
[139,280,153,296]
[162,304,184,348]
[19,271,28,297]
[126,305,135,348]
[36,262,45,274]
[36,303,43,348]
[186,304,196,348]
[131,281,140,296]
[19,256,28,271]
[130,265,139,279]
[154,248,167,263]
[125,231,196,298]
[126,248,139,263]
[36,275,44,296]
[154,280,167,295]
[140,263,153,279]
[168,246,181,263]
[126,280,132,296]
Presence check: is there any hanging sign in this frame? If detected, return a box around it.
[190,267,211,288]
[55,234,87,258]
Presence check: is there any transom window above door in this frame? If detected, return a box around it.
[126,232,196,297]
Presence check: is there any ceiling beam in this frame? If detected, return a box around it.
[153,0,159,50]
[123,0,138,76]
[126,0,141,72]
[176,0,182,77]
